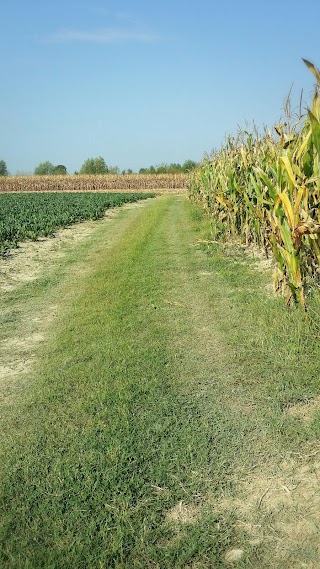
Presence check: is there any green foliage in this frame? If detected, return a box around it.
[108,165,120,174]
[34,162,68,176]
[53,164,67,175]
[0,160,8,176]
[80,156,109,175]
[182,159,198,172]
[0,192,155,253]
[34,162,68,175]
[34,161,55,175]
[139,160,198,174]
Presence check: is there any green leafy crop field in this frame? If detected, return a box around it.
[0,192,154,253]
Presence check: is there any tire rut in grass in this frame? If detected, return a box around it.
[149,198,320,568]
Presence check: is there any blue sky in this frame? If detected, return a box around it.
[1,0,319,174]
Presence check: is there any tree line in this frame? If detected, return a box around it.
[0,157,198,176]
[138,160,197,174]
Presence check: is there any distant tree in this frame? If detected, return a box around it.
[182,159,198,172]
[168,163,183,173]
[108,165,120,174]
[80,156,109,175]
[53,164,67,175]
[0,160,8,176]
[155,163,167,174]
[138,161,198,174]
[80,158,95,174]
[34,161,55,175]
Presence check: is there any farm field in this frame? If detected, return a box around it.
[1,195,320,568]
[0,192,155,253]
[0,173,188,193]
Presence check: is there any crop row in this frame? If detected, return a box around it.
[0,192,154,253]
[188,60,320,307]
[0,174,188,193]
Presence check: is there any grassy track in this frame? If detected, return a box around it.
[0,196,320,568]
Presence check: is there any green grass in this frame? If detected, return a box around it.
[0,196,320,567]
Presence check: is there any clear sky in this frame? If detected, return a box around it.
[1,0,319,174]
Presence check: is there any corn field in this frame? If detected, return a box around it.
[188,59,320,307]
[0,174,188,194]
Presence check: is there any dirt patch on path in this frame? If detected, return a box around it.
[218,451,320,567]
[0,219,105,404]
[286,396,320,424]
[0,304,59,406]
[166,501,201,525]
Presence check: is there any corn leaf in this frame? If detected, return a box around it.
[280,156,296,187]
[303,58,320,85]
[308,110,320,156]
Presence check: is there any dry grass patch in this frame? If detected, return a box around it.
[0,221,104,292]
[286,396,320,424]
[166,501,202,525]
[217,455,320,566]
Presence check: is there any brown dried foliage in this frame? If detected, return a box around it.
[0,174,188,194]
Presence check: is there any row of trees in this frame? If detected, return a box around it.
[139,160,198,174]
[34,162,67,175]
[0,157,199,176]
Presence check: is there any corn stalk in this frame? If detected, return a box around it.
[188,60,320,307]
[0,174,188,194]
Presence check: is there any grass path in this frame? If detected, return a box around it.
[1,196,320,568]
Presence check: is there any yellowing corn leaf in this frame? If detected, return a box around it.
[279,192,295,230]
[293,186,305,216]
[296,129,312,160]
[240,147,247,169]
[280,156,296,187]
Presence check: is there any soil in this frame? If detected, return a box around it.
[218,452,320,566]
